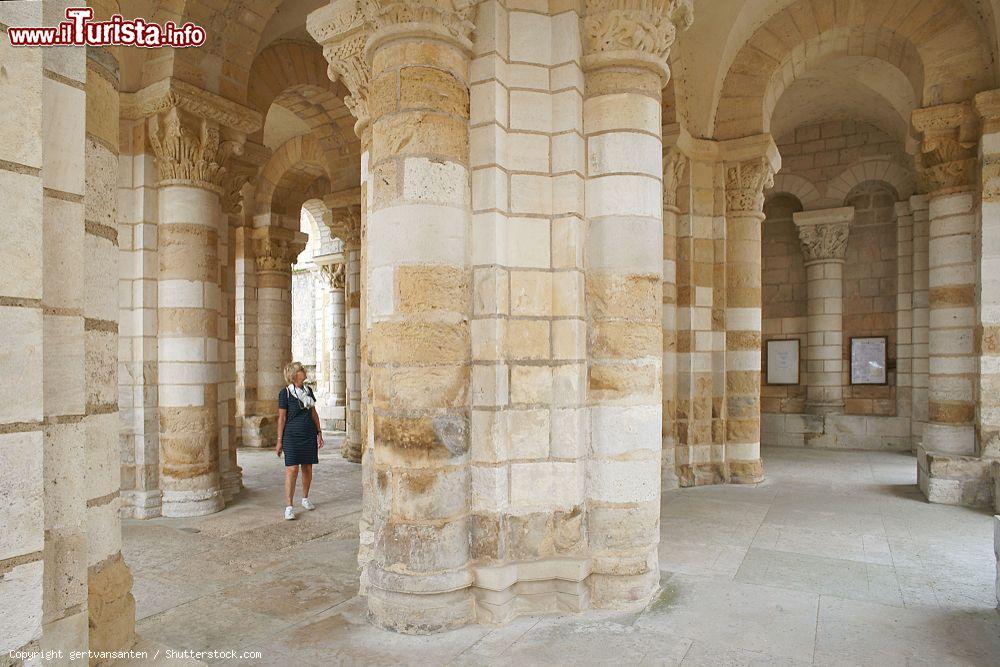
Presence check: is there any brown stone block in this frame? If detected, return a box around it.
[727,330,761,351]
[374,412,468,458]
[726,417,760,442]
[388,365,469,409]
[370,320,469,364]
[372,111,468,164]
[692,263,714,287]
[553,506,585,555]
[369,71,399,119]
[159,407,218,478]
[392,467,466,521]
[729,459,764,484]
[727,288,761,308]
[157,308,216,338]
[158,224,218,282]
[506,512,553,560]
[588,363,657,398]
[470,512,501,562]
[86,65,119,152]
[677,462,726,488]
[928,401,975,424]
[400,66,469,118]
[686,421,712,445]
[712,418,725,443]
[88,552,135,657]
[929,285,974,307]
[504,320,549,360]
[372,40,469,82]
[395,265,469,315]
[982,325,1000,354]
[726,370,761,396]
[584,68,660,98]
[590,321,660,359]
[586,274,660,322]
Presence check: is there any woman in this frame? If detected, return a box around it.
[276,361,324,520]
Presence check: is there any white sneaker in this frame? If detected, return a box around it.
[284,506,295,521]
[301,498,315,511]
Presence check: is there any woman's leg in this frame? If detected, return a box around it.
[300,464,313,498]
[284,465,299,506]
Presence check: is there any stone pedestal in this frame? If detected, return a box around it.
[793,207,852,415]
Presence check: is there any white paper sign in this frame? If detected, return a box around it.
[851,337,887,385]
[766,339,799,385]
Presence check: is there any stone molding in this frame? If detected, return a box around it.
[581,0,693,80]
[122,77,261,134]
[912,102,979,195]
[148,106,244,190]
[724,156,774,213]
[252,229,307,272]
[663,146,687,209]
[308,0,372,129]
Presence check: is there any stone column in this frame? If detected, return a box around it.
[975,90,1000,458]
[319,262,347,431]
[912,104,979,456]
[910,195,930,450]
[251,222,308,438]
[793,207,852,415]
[582,0,691,606]
[314,0,477,632]
[324,202,362,462]
[148,99,251,518]
[722,146,777,483]
[662,146,686,489]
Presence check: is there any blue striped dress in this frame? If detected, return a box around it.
[278,386,319,466]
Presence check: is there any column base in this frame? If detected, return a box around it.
[221,468,243,502]
[87,553,136,662]
[365,567,475,635]
[922,422,976,456]
[341,437,363,463]
[916,445,993,507]
[161,487,224,518]
[120,490,162,519]
[242,414,276,448]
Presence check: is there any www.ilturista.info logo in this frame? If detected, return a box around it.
[8,7,206,48]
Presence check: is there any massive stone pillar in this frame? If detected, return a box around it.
[912,104,979,458]
[148,90,258,517]
[793,207,852,415]
[722,146,777,483]
[318,261,347,431]
[582,0,690,606]
[250,222,307,439]
[910,195,930,450]
[314,0,477,631]
[662,146,686,489]
[325,202,363,462]
[975,90,1000,460]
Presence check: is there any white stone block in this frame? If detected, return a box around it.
[587,457,659,503]
[509,11,551,65]
[507,408,549,458]
[587,132,661,178]
[403,157,469,207]
[590,405,660,457]
[368,205,468,269]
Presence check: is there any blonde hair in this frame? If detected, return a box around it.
[283,361,306,385]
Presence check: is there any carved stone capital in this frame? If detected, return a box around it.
[793,207,853,263]
[148,106,244,191]
[252,230,307,273]
[323,190,363,247]
[724,157,774,214]
[221,142,270,216]
[912,102,979,196]
[321,262,346,290]
[364,0,476,43]
[663,146,687,209]
[308,0,373,132]
[582,0,693,81]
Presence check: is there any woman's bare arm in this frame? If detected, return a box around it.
[311,405,324,448]
[276,408,287,455]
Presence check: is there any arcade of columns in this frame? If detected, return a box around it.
[7,0,1000,657]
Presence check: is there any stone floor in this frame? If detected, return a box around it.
[123,445,1000,666]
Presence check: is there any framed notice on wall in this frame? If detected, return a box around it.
[850,336,888,385]
[766,339,800,385]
